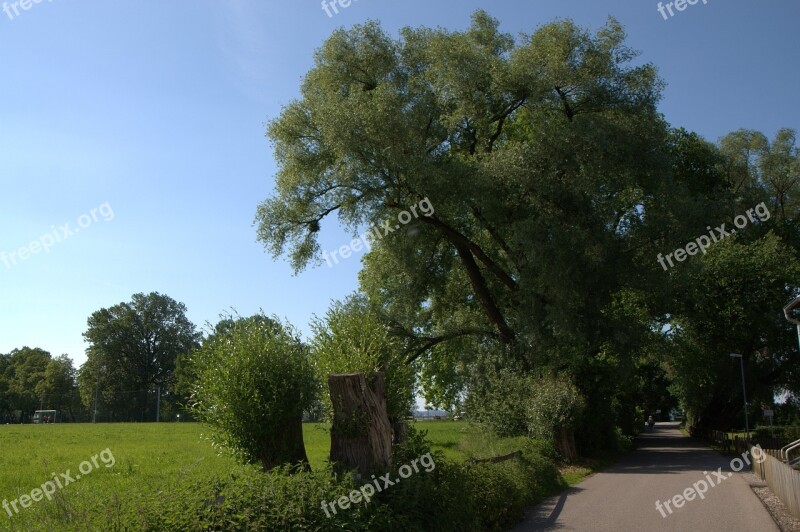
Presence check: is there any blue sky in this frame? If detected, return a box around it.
[1,0,798,369]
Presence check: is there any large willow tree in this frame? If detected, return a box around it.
[255,12,733,447]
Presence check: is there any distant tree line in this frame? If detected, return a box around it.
[0,348,83,422]
[1,292,201,423]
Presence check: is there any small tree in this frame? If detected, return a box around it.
[526,374,586,461]
[311,296,416,427]
[466,366,585,460]
[464,366,530,438]
[311,296,414,471]
[189,314,317,472]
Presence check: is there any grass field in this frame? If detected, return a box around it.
[0,421,542,530]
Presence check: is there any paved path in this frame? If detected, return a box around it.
[512,422,778,531]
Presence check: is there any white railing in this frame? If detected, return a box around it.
[780,437,800,462]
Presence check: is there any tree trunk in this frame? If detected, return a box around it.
[258,413,310,473]
[329,372,393,476]
[557,427,578,462]
[393,421,408,445]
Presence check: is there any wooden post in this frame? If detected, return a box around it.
[328,372,393,476]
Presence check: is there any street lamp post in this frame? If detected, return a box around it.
[783,296,800,353]
[93,378,99,423]
[730,353,749,440]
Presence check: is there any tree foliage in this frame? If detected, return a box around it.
[666,233,800,428]
[0,348,84,421]
[38,355,81,421]
[256,12,662,351]
[255,12,668,438]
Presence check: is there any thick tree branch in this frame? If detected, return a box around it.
[404,328,500,365]
[486,97,527,153]
[470,243,517,292]
[420,214,518,292]
[416,217,515,343]
[554,86,575,122]
[469,205,518,272]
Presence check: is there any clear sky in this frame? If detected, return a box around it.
[1,0,798,368]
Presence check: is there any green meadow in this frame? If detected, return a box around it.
[0,421,535,531]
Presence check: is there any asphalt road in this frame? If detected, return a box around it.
[512,422,779,531]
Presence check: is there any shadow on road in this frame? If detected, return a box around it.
[603,421,731,475]
[526,488,583,530]
[511,422,760,531]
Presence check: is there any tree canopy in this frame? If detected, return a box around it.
[78,292,200,422]
[255,11,800,441]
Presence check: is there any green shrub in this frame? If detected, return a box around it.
[463,439,566,531]
[375,428,474,531]
[464,367,531,437]
[525,374,585,442]
[189,314,318,472]
[613,427,635,453]
[754,425,800,442]
[466,368,587,460]
[136,464,386,531]
[137,426,565,531]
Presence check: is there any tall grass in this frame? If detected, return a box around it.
[0,421,560,530]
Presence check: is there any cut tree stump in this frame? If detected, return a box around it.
[328,372,393,476]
